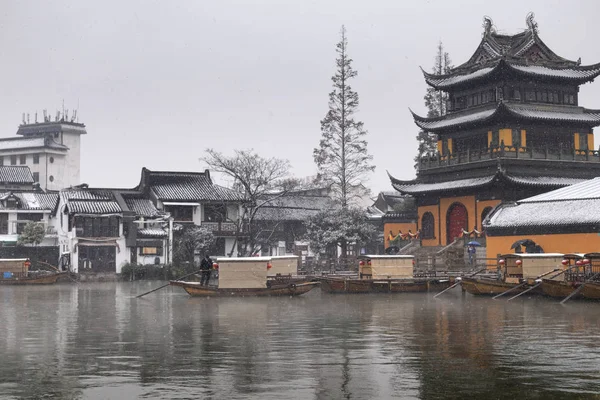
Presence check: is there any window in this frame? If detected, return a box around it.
[442,138,449,155]
[19,155,26,164]
[16,213,43,234]
[49,156,54,163]
[74,216,120,237]
[513,88,521,101]
[204,204,227,222]
[32,172,39,182]
[33,154,39,164]
[0,214,7,234]
[491,131,499,148]
[49,175,54,182]
[10,155,16,165]
[140,247,163,256]
[580,133,589,151]
[0,156,3,166]
[421,212,435,239]
[569,94,575,105]
[526,90,535,102]
[165,205,194,222]
[512,129,521,148]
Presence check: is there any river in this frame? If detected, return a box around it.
[1,282,599,399]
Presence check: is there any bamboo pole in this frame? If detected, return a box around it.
[433,268,486,298]
[136,269,203,298]
[560,272,600,304]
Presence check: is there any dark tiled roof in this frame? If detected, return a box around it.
[412,102,600,132]
[0,166,34,184]
[67,200,122,214]
[124,197,160,217]
[254,195,333,221]
[0,192,59,211]
[61,189,123,214]
[144,170,243,202]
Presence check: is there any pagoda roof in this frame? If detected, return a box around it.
[422,14,600,90]
[388,169,584,196]
[411,102,600,132]
[422,59,600,90]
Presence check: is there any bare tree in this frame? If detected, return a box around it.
[314,25,375,208]
[203,149,298,256]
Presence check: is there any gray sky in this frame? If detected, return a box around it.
[1,0,599,194]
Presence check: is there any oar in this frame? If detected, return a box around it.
[507,281,542,301]
[136,269,203,298]
[560,272,600,305]
[433,268,486,298]
[493,269,560,300]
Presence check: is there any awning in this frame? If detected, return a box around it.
[162,202,200,206]
[75,239,120,253]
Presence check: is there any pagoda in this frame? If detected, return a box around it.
[388,14,600,248]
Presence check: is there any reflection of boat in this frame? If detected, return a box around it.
[0,258,69,285]
[319,255,453,294]
[462,253,565,296]
[170,280,320,297]
[170,256,319,297]
[540,253,600,300]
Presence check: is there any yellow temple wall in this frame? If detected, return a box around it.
[418,205,440,246]
[588,133,594,149]
[486,233,600,260]
[574,133,580,150]
[499,128,512,146]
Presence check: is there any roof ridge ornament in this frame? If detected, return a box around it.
[482,16,495,37]
[526,12,538,34]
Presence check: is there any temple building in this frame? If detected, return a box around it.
[388,14,600,250]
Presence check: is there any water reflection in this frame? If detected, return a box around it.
[1,284,600,399]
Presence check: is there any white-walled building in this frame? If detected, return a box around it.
[0,119,86,191]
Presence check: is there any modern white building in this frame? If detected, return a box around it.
[0,118,86,191]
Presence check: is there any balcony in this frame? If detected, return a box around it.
[417,145,600,171]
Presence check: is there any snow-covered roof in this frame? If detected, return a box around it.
[138,228,167,238]
[392,176,495,194]
[485,178,600,231]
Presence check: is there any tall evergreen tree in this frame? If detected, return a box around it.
[414,42,453,170]
[314,25,375,208]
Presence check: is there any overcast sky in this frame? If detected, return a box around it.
[1,0,599,195]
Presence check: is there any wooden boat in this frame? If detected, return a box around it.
[0,271,68,285]
[319,255,453,294]
[170,280,319,297]
[540,253,600,300]
[171,256,319,297]
[462,253,565,296]
[0,258,69,285]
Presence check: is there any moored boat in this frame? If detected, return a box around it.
[0,258,68,285]
[319,255,453,294]
[170,256,319,297]
[540,253,600,300]
[462,253,565,296]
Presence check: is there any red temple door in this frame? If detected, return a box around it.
[447,203,468,245]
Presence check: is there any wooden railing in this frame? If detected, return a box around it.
[201,221,248,236]
[418,145,600,171]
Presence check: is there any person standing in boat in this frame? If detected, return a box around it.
[200,254,213,286]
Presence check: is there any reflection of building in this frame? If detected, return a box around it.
[484,177,600,257]
[389,15,600,250]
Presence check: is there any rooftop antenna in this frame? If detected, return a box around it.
[35,112,38,123]
[62,99,65,120]
[22,113,26,124]
[71,109,77,122]
[43,109,47,122]
[26,113,30,124]
[65,109,69,121]
[55,111,60,122]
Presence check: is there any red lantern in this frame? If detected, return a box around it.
[515,259,522,266]
[412,259,415,266]
[498,259,505,266]
[576,260,583,266]
[367,260,372,266]
[359,260,365,266]
[561,259,569,266]
[583,259,591,265]
[267,262,272,270]
[213,263,219,270]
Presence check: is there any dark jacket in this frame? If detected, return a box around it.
[200,257,213,271]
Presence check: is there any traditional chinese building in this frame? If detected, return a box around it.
[389,14,600,248]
